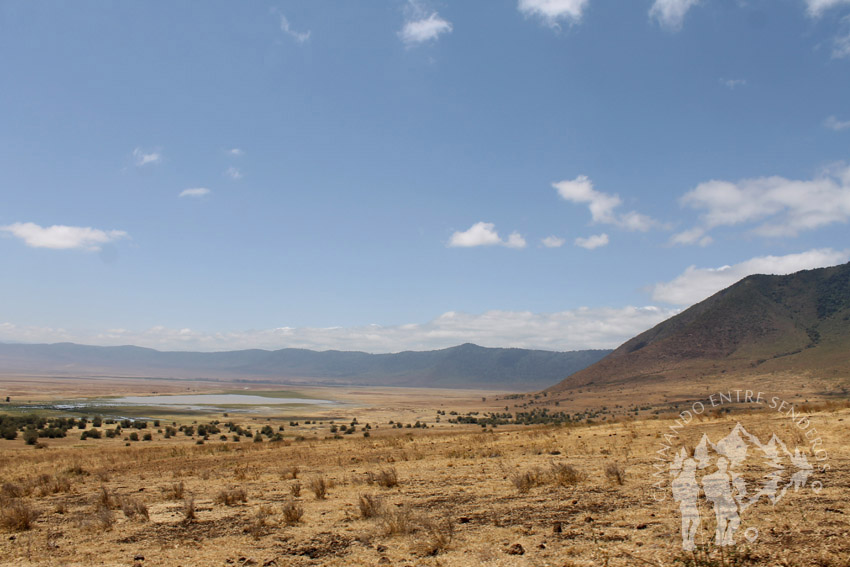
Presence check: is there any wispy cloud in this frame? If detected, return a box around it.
[805,0,850,17]
[272,9,311,43]
[541,235,565,248]
[518,0,589,27]
[0,222,128,251]
[399,10,453,47]
[227,148,244,157]
[554,175,658,232]
[574,233,609,249]
[834,19,850,58]
[448,222,526,249]
[672,163,850,243]
[824,115,850,131]
[225,167,242,180]
[650,0,700,31]
[721,78,747,89]
[651,248,850,306]
[0,306,679,353]
[179,188,211,198]
[132,147,161,167]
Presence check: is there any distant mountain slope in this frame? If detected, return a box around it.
[547,262,850,392]
[0,342,610,391]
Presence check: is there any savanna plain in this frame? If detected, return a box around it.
[0,377,848,567]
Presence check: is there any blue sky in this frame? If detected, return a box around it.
[1,0,849,352]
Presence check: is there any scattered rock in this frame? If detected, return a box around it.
[376,545,387,553]
[505,543,525,555]
[134,555,145,561]
[458,516,471,524]
[584,516,593,523]
[553,522,562,534]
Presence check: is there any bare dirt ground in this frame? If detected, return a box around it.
[0,378,848,567]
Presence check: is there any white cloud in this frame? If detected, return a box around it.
[553,175,658,231]
[574,233,609,249]
[651,248,850,306]
[505,231,528,249]
[448,222,526,249]
[274,10,311,43]
[0,306,679,353]
[518,0,589,26]
[674,164,850,241]
[650,0,700,30]
[225,167,242,180]
[834,24,850,59]
[805,0,850,17]
[133,148,161,167]
[541,235,566,248]
[721,78,747,89]
[228,148,244,156]
[824,115,850,131]
[670,227,713,247]
[0,222,128,251]
[399,12,453,46]
[179,188,210,198]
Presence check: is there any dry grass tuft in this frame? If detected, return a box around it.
[182,497,196,523]
[379,505,415,536]
[358,493,384,519]
[604,462,625,485]
[289,481,301,498]
[163,481,185,500]
[551,462,584,486]
[308,476,328,500]
[118,495,149,521]
[0,498,40,531]
[215,487,248,506]
[281,500,304,525]
[417,517,454,556]
[367,467,399,488]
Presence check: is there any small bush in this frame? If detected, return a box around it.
[308,476,328,500]
[163,481,185,500]
[289,482,301,498]
[417,517,454,556]
[367,468,399,488]
[1,499,39,531]
[182,497,196,523]
[118,495,149,521]
[281,500,304,525]
[605,463,625,485]
[358,493,384,519]
[380,506,414,536]
[215,487,248,506]
[510,467,544,493]
[551,463,584,486]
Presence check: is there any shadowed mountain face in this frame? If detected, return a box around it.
[547,262,850,392]
[0,342,610,391]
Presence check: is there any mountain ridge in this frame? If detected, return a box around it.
[0,341,611,391]
[547,262,850,393]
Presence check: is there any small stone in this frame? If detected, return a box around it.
[376,545,387,553]
[584,516,593,523]
[636,523,648,530]
[553,522,562,533]
[458,517,471,524]
[134,556,145,561]
[506,543,525,555]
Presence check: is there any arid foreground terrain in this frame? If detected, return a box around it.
[1,383,848,567]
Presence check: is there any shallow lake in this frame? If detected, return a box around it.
[113,394,334,406]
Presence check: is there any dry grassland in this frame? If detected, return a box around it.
[1,399,848,567]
